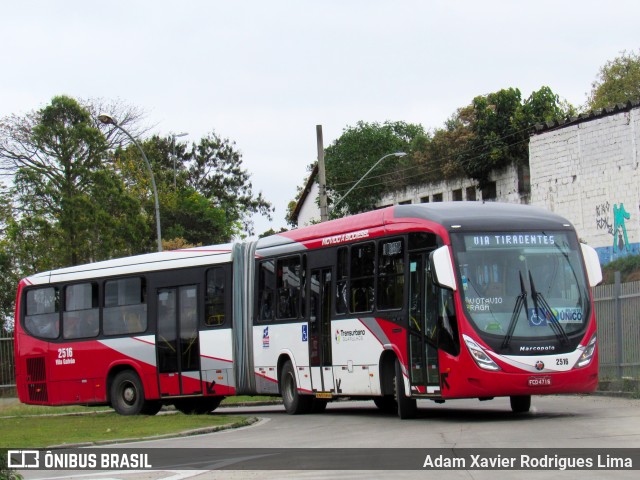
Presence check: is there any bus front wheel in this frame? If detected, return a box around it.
[394,359,417,419]
[110,370,152,416]
[280,360,312,414]
[510,395,531,413]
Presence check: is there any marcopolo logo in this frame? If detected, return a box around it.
[335,328,366,343]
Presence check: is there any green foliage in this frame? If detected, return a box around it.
[1,450,23,480]
[324,121,425,216]
[0,96,150,271]
[116,132,273,244]
[454,86,571,188]
[601,255,640,284]
[588,50,640,110]
[306,87,572,220]
[0,95,273,321]
[188,132,273,237]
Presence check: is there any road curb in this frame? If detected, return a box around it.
[45,416,260,448]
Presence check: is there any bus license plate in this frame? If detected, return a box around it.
[528,376,552,387]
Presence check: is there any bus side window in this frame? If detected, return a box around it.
[336,247,348,314]
[377,239,404,310]
[24,287,60,339]
[103,277,147,335]
[258,260,275,321]
[350,242,375,313]
[276,256,301,320]
[63,282,99,339]
[205,267,226,326]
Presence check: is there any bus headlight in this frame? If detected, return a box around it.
[574,335,597,368]
[464,335,501,371]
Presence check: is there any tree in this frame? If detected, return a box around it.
[324,121,425,216]
[0,96,149,268]
[457,87,572,187]
[112,132,273,244]
[188,132,273,237]
[588,50,640,110]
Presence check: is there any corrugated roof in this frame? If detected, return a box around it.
[532,100,640,135]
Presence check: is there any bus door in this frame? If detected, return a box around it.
[408,253,441,395]
[156,285,202,397]
[309,267,335,394]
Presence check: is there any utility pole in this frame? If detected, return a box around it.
[316,125,329,222]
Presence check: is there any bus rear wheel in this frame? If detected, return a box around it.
[111,370,154,415]
[174,397,223,415]
[510,395,531,413]
[280,360,312,414]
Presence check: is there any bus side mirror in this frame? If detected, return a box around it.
[429,246,457,291]
[581,243,603,287]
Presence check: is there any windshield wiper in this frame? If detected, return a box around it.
[502,271,529,349]
[529,272,570,346]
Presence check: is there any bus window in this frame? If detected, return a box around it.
[277,256,301,320]
[258,260,275,321]
[350,242,375,313]
[205,268,226,326]
[377,239,405,310]
[63,283,99,339]
[103,277,147,335]
[24,287,60,339]
[336,247,348,314]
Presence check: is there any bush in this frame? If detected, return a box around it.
[601,255,640,284]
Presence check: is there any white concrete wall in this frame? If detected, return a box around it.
[529,108,640,264]
[296,181,321,227]
[378,163,525,206]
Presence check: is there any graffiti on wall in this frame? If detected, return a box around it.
[596,201,631,253]
[595,201,614,235]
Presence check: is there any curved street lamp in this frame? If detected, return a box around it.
[98,114,163,253]
[329,152,407,214]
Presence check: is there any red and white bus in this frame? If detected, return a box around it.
[14,202,602,418]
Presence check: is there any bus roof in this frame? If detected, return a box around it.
[392,202,574,232]
[24,244,234,285]
[23,202,573,286]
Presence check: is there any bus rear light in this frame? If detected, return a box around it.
[464,335,501,371]
[574,335,597,369]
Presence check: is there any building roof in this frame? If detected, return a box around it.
[290,163,318,224]
[532,100,640,135]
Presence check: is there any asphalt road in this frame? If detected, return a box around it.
[17,394,640,480]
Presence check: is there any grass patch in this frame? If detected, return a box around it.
[221,395,280,405]
[1,412,252,448]
[0,395,280,418]
[0,402,112,418]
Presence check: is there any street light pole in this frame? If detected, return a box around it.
[330,152,407,215]
[98,114,163,253]
[171,132,188,190]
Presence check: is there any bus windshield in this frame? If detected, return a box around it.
[452,231,590,347]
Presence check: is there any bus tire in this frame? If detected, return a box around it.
[510,395,531,413]
[280,360,312,414]
[394,359,417,419]
[373,395,396,414]
[174,397,223,415]
[110,370,149,416]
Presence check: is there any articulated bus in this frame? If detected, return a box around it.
[14,202,602,418]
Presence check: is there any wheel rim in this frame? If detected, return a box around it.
[122,382,136,406]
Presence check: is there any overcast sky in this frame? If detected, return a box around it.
[2,0,639,238]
